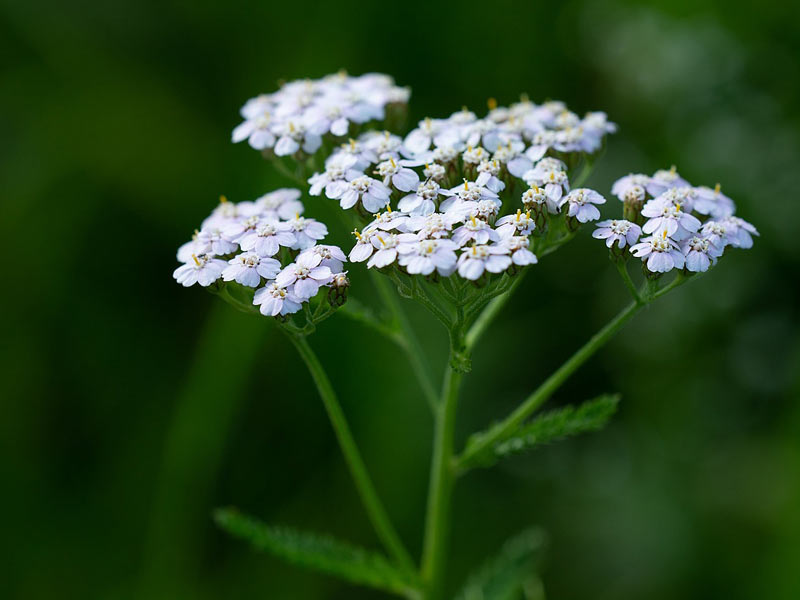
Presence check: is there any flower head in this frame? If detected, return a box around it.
[275,251,333,299]
[253,282,303,316]
[173,253,227,287]
[559,188,606,223]
[239,220,295,257]
[457,244,512,280]
[397,238,459,276]
[681,235,722,272]
[330,174,391,213]
[496,209,535,237]
[375,157,420,192]
[647,166,689,197]
[592,219,642,249]
[286,215,328,249]
[641,194,701,240]
[500,235,538,265]
[630,231,685,273]
[222,252,281,287]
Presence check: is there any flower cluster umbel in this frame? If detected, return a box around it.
[173,189,348,317]
[308,100,615,281]
[595,167,758,274]
[232,72,409,157]
[174,71,757,320]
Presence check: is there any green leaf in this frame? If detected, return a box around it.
[214,508,419,596]
[465,394,620,469]
[455,528,547,600]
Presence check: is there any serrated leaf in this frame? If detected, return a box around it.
[465,394,620,469]
[494,394,619,459]
[455,528,547,600]
[215,508,419,596]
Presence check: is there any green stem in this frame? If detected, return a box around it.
[421,357,463,599]
[373,271,440,411]
[403,274,453,328]
[287,333,415,573]
[653,271,694,299]
[615,260,643,304]
[457,299,642,469]
[272,157,308,186]
[465,274,525,352]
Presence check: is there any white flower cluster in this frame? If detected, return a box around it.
[308,100,616,217]
[595,167,758,273]
[304,98,616,281]
[232,72,409,157]
[347,190,542,281]
[173,189,348,316]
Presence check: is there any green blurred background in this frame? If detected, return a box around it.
[2,0,799,598]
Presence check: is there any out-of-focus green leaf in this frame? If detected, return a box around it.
[214,508,419,596]
[455,528,547,600]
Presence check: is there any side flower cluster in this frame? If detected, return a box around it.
[595,167,758,273]
[173,189,348,317]
[232,72,409,157]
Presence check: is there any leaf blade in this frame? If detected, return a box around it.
[463,394,620,469]
[214,508,419,596]
[455,528,547,600]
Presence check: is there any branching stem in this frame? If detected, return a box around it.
[287,333,416,573]
[456,272,697,470]
[615,260,643,304]
[372,271,440,412]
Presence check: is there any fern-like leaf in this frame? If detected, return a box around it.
[465,394,620,469]
[455,528,547,600]
[214,508,419,596]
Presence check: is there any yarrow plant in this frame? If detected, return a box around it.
[173,71,757,599]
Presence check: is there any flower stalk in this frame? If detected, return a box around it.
[287,332,416,573]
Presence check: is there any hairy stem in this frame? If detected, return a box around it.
[421,352,464,599]
[288,333,415,572]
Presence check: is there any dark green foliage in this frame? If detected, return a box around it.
[455,528,547,600]
[214,508,419,596]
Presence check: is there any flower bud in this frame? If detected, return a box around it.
[522,187,549,231]
[328,272,350,307]
[506,263,522,277]
[609,240,628,262]
[622,186,646,225]
[565,215,581,232]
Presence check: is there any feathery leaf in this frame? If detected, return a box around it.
[455,528,547,600]
[214,508,419,596]
[463,394,620,469]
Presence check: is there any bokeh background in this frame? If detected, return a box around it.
[2,0,799,598]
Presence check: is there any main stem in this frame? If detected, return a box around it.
[288,334,415,572]
[421,358,463,599]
